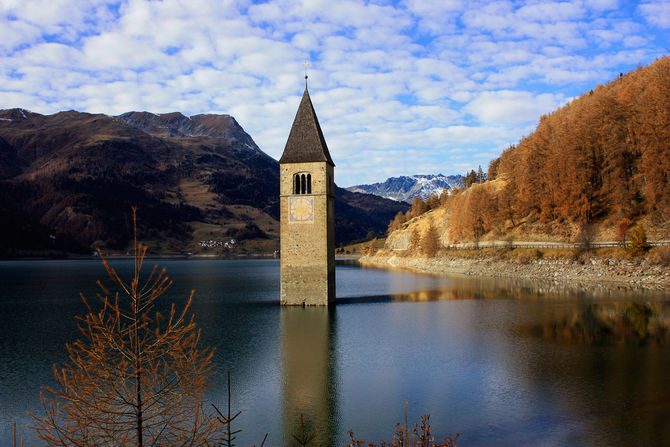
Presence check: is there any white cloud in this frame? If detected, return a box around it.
[638,1,670,28]
[0,19,42,54]
[464,90,565,125]
[0,0,667,185]
[517,2,585,22]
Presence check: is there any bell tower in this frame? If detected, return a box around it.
[279,80,335,306]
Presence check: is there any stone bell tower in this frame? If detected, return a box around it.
[279,79,335,306]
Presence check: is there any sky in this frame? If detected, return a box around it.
[0,0,668,186]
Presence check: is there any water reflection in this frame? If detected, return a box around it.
[339,273,669,304]
[520,302,670,345]
[509,311,670,446]
[280,307,337,446]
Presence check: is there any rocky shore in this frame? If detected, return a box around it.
[360,252,670,290]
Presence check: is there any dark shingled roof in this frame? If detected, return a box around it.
[279,87,334,166]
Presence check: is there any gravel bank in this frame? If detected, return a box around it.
[360,253,670,290]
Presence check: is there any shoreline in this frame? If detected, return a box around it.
[360,252,670,291]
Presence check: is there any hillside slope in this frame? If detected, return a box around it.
[0,109,407,255]
[385,56,670,250]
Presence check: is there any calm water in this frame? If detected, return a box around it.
[1,258,669,446]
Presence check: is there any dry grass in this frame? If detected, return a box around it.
[338,238,386,256]
[382,245,658,264]
[648,246,670,267]
[179,178,220,211]
[349,402,458,447]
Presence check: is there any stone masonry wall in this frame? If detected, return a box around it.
[280,161,335,305]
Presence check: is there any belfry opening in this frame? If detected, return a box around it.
[294,173,312,195]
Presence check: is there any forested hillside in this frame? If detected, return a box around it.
[388,56,669,246]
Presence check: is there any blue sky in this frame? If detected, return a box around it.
[1,0,668,186]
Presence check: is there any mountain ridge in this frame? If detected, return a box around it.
[347,174,463,203]
[0,108,408,256]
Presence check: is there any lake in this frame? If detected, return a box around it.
[1,258,669,446]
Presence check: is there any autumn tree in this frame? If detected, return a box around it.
[497,182,516,228]
[388,211,408,233]
[410,196,428,218]
[628,224,650,256]
[616,218,632,248]
[32,209,218,446]
[421,224,440,258]
[439,189,451,206]
[360,238,377,256]
[387,59,668,248]
[635,58,670,224]
[487,158,500,181]
[575,223,596,252]
[425,193,441,211]
[409,228,421,251]
[451,184,496,243]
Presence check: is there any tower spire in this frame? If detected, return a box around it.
[279,78,334,166]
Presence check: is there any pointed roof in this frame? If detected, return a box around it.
[279,87,334,166]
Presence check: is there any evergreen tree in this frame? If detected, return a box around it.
[464,170,477,188]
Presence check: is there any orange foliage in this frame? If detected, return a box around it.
[432,57,669,242]
[421,223,440,257]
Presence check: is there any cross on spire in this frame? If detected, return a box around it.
[304,61,309,87]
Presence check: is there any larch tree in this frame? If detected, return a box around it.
[31,209,219,447]
[409,228,421,251]
[399,57,668,246]
[487,158,500,181]
[628,224,650,256]
[410,196,428,218]
[421,223,441,258]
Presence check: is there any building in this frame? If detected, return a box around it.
[279,80,335,306]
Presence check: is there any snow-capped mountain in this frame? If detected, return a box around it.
[346,174,463,203]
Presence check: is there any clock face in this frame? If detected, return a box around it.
[289,197,314,223]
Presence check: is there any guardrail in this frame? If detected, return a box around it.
[390,240,670,251]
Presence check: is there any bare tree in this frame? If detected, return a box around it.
[615,217,632,248]
[31,208,219,446]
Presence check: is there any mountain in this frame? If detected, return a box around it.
[346,174,462,203]
[0,109,408,256]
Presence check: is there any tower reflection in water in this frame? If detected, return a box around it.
[280,307,337,446]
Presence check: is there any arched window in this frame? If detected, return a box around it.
[293,172,312,194]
